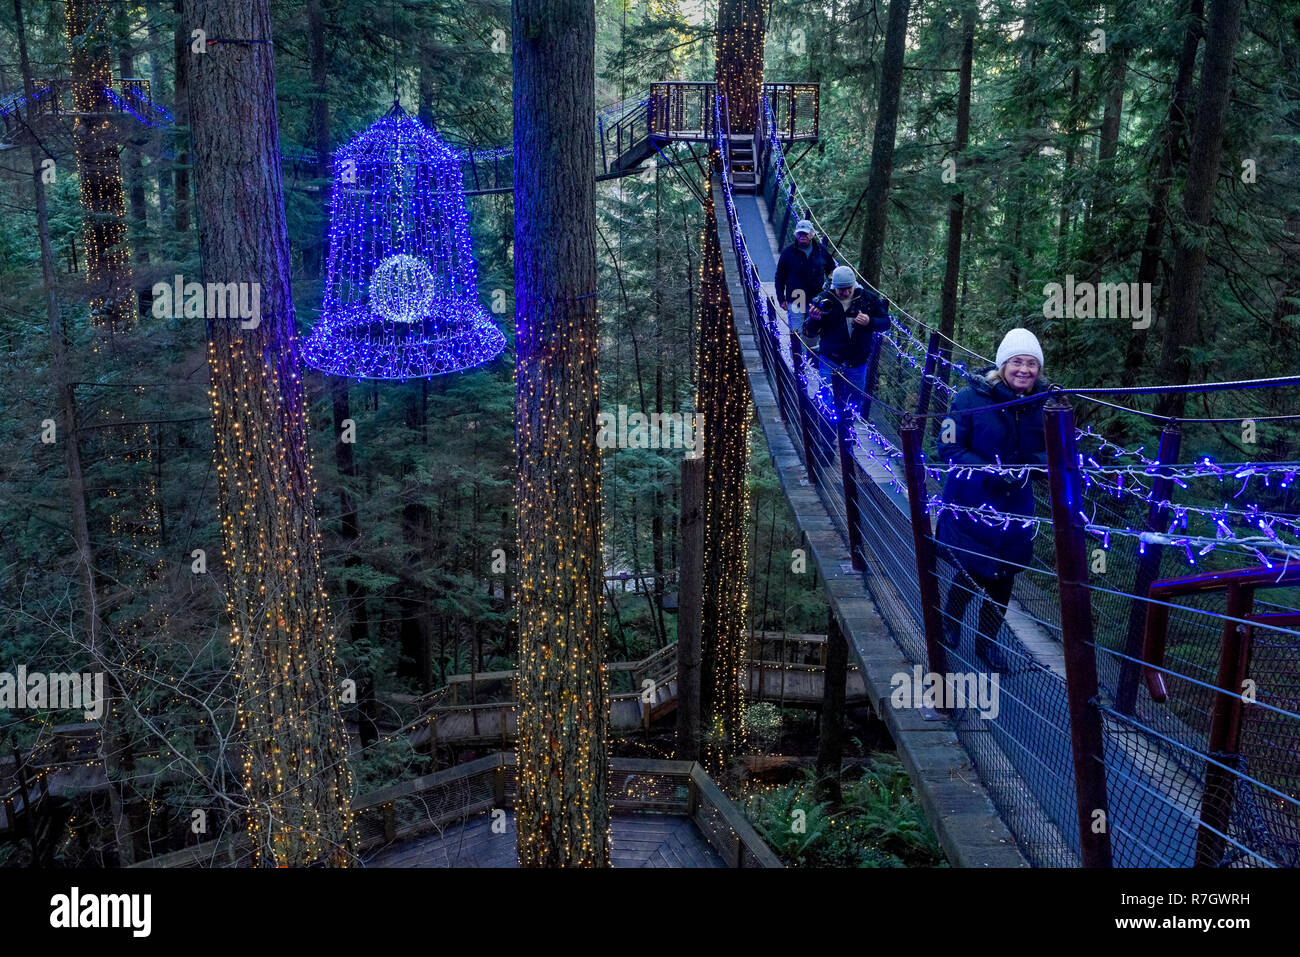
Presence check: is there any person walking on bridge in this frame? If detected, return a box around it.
[801,266,892,478]
[934,328,1050,671]
[805,265,892,406]
[775,219,834,341]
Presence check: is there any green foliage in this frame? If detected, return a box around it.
[748,759,951,868]
[746,755,946,867]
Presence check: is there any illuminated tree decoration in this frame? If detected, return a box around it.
[303,103,505,378]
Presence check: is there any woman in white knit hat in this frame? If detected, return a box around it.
[933,328,1049,670]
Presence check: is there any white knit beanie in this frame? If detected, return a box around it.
[995,328,1044,368]
[831,265,856,289]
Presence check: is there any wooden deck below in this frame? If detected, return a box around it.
[364,811,726,868]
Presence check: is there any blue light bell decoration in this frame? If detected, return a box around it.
[303,103,505,379]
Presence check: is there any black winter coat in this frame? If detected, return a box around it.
[934,367,1050,581]
[804,285,891,368]
[774,240,834,309]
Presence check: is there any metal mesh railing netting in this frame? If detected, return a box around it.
[713,95,1300,868]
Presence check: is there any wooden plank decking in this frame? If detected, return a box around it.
[363,811,725,868]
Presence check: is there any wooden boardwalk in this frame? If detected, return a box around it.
[405,636,869,751]
[137,753,780,869]
[364,811,725,868]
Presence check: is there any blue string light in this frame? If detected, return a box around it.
[302,104,504,379]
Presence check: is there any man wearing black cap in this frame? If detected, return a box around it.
[801,265,893,472]
[774,218,834,342]
[806,265,892,403]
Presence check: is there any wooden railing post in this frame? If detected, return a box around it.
[857,332,884,425]
[900,415,948,674]
[1044,396,1113,868]
[1196,583,1255,868]
[1116,420,1181,716]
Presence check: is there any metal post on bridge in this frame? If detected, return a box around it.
[1044,395,1113,868]
[835,334,885,572]
[1116,420,1182,716]
[900,415,949,675]
[835,372,865,571]
[790,335,818,472]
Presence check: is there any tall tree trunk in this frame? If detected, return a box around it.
[816,613,848,803]
[1056,64,1081,265]
[117,37,151,311]
[1082,0,1132,286]
[856,0,910,286]
[937,1,974,397]
[67,0,135,331]
[696,0,761,776]
[677,455,705,761]
[652,365,666,644]
[16,0,131,865]
[332,376,376,742]
[1123,0,1202,378]
[66,0,158,864]
[144,8,171,219]
[305,0,331,276]
[696,194,752,773]
[418,54,436,129]
[512,0,608,868]
[996,9,1039,318]
[715,0,763,134]
[173,0,191,234]
[1153,0,1246,419]
[184,0,355,867]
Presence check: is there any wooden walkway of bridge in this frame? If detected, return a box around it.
[715,179,1029,868]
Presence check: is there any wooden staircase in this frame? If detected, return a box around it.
[728,134,759,193]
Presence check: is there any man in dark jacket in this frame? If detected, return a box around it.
[774,219,834,339]
[805,265,892,405]
[934,328,1049,670]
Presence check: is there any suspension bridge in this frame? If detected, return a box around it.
[699,89,1300,869]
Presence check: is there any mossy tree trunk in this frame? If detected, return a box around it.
[184,0,355,867]
[512,0,609,867]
